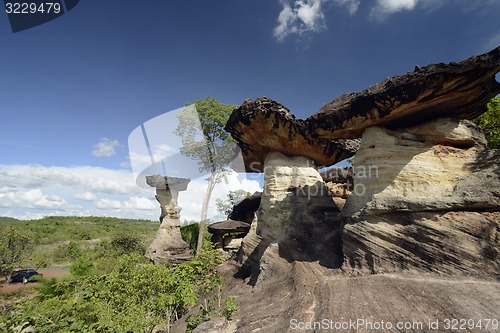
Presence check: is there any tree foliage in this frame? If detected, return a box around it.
[474,96,500,149]
[0,227,36,276]
[216,189,251,218]
[174,97,237,256]
[174,96,236,174]
[2,246,225,332]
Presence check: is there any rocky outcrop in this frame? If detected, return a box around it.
[173,48,500,333]
[308,46,500,139]
[342,118,499,218]
[236,152,343,284]
[228,192,261,224]
[225,98,360,172]
[144,175,193,264]
[343,211,500,277]
[341,117,500,277]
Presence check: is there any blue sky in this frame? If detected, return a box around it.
[1,0,499,220]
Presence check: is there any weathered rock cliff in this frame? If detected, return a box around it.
[341,117,500,277]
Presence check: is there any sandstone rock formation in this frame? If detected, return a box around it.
[342,118,499,218]
[236,152,343,285]
[227,191,261,224]
[172,48,500,333]
[308,46,500,138]
[144,175,193,264]
[225,97,360,172]
[207,220,250,250]
[341,117,500,277]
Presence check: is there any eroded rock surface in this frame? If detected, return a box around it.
[341,118,500,276]
[308,46,500,138]
[144,175,193,264]
[342,118,499,218]
[225,97,360,172]
[237,152,343,284]
[343,211,500,278]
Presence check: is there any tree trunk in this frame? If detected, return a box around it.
[195,173,217,257]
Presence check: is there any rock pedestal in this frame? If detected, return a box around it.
[144,175,193,265]
[237,152,343,284]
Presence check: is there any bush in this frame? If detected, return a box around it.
[2,250,223,333]
[474,96,500,149]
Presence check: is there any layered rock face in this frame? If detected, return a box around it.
[343,118,499,217]
[342,118,500,277]
[144,176,193,265]
[237,152,343,283]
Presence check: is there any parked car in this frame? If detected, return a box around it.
[7,269,42,284]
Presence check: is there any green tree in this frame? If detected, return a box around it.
[0,226,36,277]
[174,97,237,256]
[474,96,500,149]
[216,189,251,218]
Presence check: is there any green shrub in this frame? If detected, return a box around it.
[474,96,500,149]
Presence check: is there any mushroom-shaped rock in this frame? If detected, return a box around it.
[208,220,251,249]
[225,97,360,172]
[144,175,193,264]
[308,46,500,139]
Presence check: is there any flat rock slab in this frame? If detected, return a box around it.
[208,220,251,234]
[308,47,500,139]
[225,97,360,172]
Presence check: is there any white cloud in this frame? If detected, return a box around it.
[274,0,360,41]
[178,171,262,223]
[92,138,120,157]
[74,192,97,202]
[0,164,261,224]
[0,188,67,209]
[375,0,418,14]
[274,0,326,41]
[95,198,122,210]
[0,164,155,220]
[370,0,449,19]
[123,196,157,210]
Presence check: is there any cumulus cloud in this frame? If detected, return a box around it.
[274,0,360,41]
[0,188,67,209]
[92,138,120,157]
[178,171,262,223]
[74,192,97,202]
[0,164,155,220]
[370,0,449,19]
[0,164,262,223]
[274,0,326,41]
[95,198,122,210]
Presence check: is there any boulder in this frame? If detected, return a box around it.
[308,46,500,138]
[207,220,251,250]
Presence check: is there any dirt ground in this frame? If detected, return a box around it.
[0,267,70,293]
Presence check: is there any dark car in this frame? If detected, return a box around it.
[7,269,42,284]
